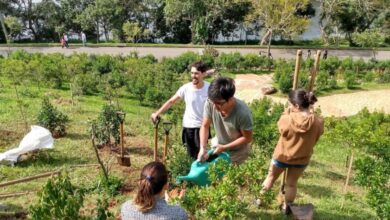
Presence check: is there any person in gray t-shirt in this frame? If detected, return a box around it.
[197,77,253,165]
[121,161,187,220]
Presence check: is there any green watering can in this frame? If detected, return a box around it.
[176,149,231,186]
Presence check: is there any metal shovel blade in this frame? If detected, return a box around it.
[289,203,314,220]
[117,154,131,167]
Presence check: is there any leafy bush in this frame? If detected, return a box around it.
[161,52,199,73]
[363,71,375,82]
[29,173,84,220]
[216,52,243,70]
[250,97,284,157]
[343,70,358,89]
[167,144,192,187]
[320,56,341,75]
[90,104,121,146]
[241,53,265,70]
[278,71,293,93]
[37,97,69,138]
[91,55,113,75]
[316,70,329,90]
[203,45,219,57]
[72,73,100,95]
[140,54,157,64]
[273,60,292,82]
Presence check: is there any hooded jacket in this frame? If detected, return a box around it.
[272,109,324,165]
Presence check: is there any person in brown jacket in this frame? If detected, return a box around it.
[261,89,324,214]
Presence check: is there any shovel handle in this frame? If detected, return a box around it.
[153,116,161,128]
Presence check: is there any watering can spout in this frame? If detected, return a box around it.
[176,150,231,186]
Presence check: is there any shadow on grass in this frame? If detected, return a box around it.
[65,132,89,141]
[16,149,89,168]
[301,183,334,198]
[126,146,154,156]
[325,170,345,181]
[0,203,27,220]
[314,209,376,220]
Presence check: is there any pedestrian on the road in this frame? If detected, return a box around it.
[151,61,210,160]
[63,33,69,48]
[260,89,324,215]
[323,49,328,59]
[81,32,86,47]
[60,36,65,48]
[307,49,311,59]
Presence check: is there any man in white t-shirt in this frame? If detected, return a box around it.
[151,61,209,159]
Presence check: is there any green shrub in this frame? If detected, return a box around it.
[200,54,215,69]
[377,69,390,83]
[37,97,69,138]
[203,45,219,57]
[363,71,375,82]
[72,73,100,95]
[140,54,157,64]
[90,104,121,146]
[91,55,113,75]
[343,70,358,89]
[273,60,292,82]
[278,71,293,93]
[241,53,264,70]
[341,57,354,71]
[167,144,193,187]
[162,52,199,73]
[216,52,243,70]
[316,70,329,91]
[250,97,284,157]
[320,56,341,75]
[29,173,84,220]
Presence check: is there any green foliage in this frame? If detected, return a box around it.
[343,70,358,89]
[93,197,113,220]
[278,70,293,93]
[273,59,292,82]
[180,150,271,219]
[90,104,121,146]
[352,29,385,58]
[241,53,267,70]
[29,173,84,220]
[37,97,69,137]
[216,52,243,71]
[250,97,284,157]
[122,21,143,43]
[97,175,123,196]
[167,144,192,187]
[72,73,100,95]
[320,56,341,75]
[162,52,200,73]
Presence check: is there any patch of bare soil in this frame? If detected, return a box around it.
[234,74,390,117]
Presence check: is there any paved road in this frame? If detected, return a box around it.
[0,46,389,60]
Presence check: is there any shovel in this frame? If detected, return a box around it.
[152,116,161,161]
[116,112,130,167]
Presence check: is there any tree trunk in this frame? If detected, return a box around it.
[261,29,271,45]
[0,13,9,44]
[267,30,273,59]
[343,152,354,193]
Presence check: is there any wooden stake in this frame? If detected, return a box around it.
[343,152,354,193]
[307,50,322,92]
[163,132,169,163]
[293,50,303,90]
[0,170,60,188]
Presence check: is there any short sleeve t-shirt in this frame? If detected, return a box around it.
[176,82,209,128]
[204,98,253,164]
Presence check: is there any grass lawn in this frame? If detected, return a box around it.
[0,77,378,219]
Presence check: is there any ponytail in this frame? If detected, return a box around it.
[289,89,318,109]
[134,162,168,213]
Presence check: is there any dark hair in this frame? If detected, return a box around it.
[191,61,208,73]
[134,161,168,213]
[288,89,317,109]
[208,77,235,102]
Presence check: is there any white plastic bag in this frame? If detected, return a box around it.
[0,125,54,165]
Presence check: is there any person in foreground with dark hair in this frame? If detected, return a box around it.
[151,61,209,160]
[197,77,253,165]
[121,161,187,220]
[260,89,324,214]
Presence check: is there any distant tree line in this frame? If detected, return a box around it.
[0,0,389,46]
